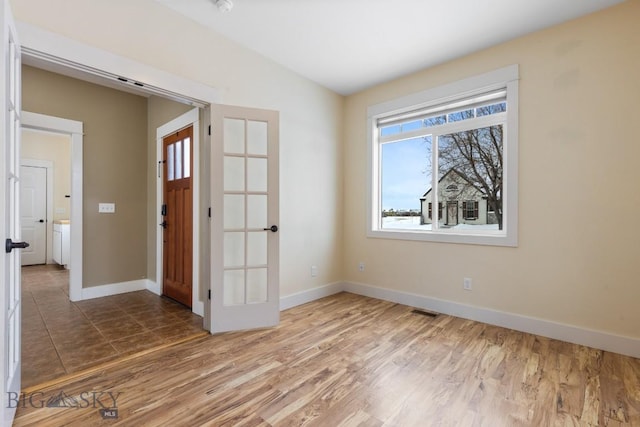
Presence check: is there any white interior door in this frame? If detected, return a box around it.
[0,0,22,424]
[20,165,47,265]
[211,105,279,333]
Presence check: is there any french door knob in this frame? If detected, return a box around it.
[263,225,278,233]
[5,238,30,253]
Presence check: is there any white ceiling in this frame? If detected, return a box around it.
[155,0,624,95]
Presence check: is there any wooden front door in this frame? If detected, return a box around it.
[162,126,193,307]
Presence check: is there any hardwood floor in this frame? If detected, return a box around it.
[21,265,205,389]
[13,293,640,426]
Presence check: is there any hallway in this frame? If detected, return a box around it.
[21,265,205,389]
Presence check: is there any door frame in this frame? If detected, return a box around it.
[155,108,203,316]
[20,159,53,264]
[22,112,83,301]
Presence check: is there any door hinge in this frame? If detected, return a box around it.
[208,125,211,135]
[208,289,211,300]
[208,207,211,218]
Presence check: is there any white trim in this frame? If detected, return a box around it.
[16,22,221,106]
[81,279,148,300]
[145,280,161,296]
[279,282,344,311]
[342,281,640,359]
[156,108,203,317]
[20,158,53,264]
[21,112,83,301]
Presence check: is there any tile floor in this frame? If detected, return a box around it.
[21,264,204,389]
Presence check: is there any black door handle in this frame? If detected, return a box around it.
[263,225,278,232]
[160,221,167,229]
[5,239,29,253]
[38,219,45,223]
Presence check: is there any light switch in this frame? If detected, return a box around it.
[98,203,116,213]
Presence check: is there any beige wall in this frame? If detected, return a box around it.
[22,65,149,288]
[343,1,640,339]
[21,129,71,222]
[14,0,345,297]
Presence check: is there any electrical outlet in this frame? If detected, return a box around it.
[463,278,472,291]
[98,203,116,213]
[358,262,365,272]
[311,265,318,277]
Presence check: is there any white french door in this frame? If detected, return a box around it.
[210,105,279,333]
[0,0,22,424]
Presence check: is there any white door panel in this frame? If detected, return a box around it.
[20,165,47,265]
[211,105,279,333]
[0,0,22,424]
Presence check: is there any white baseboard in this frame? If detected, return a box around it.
[192,301,204,317]
[146,280,161,296]
[81,279,149,300]
[343,281,640,359]
[279,282,344,311]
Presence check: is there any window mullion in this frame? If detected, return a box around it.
[432,134,439,232]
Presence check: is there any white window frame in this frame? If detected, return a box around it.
[367,65,519,247]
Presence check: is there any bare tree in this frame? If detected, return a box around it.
[438,117,503,229]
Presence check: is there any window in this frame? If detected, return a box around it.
[428,202,442,220]
[462,201,479,220]
[367,65,518,246]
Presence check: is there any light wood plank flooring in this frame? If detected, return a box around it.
[21,265,204,389]
[13,292,640,426]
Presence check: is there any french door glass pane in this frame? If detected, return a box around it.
[247,157,267,192]
[223,194,244,229]
[247,120,267,155]
[246,269,268,303]
[224,118,245,154]
[247,195,267,229]
[247,232,267,266]
[223,270,245,305]
[224,156,244,191]
[223,232,244,267]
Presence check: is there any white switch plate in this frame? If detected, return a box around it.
[311,265,318,277]
[99,203,116,213]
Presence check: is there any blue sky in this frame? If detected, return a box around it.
[381,136,431,211]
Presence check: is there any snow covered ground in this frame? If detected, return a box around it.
[382,216,499,231]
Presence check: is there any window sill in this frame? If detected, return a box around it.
[368,228,517,247]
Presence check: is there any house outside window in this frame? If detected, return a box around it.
[367,65,519,246]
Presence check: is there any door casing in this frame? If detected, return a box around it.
[21,112,83,300]
[156,108,204,317]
